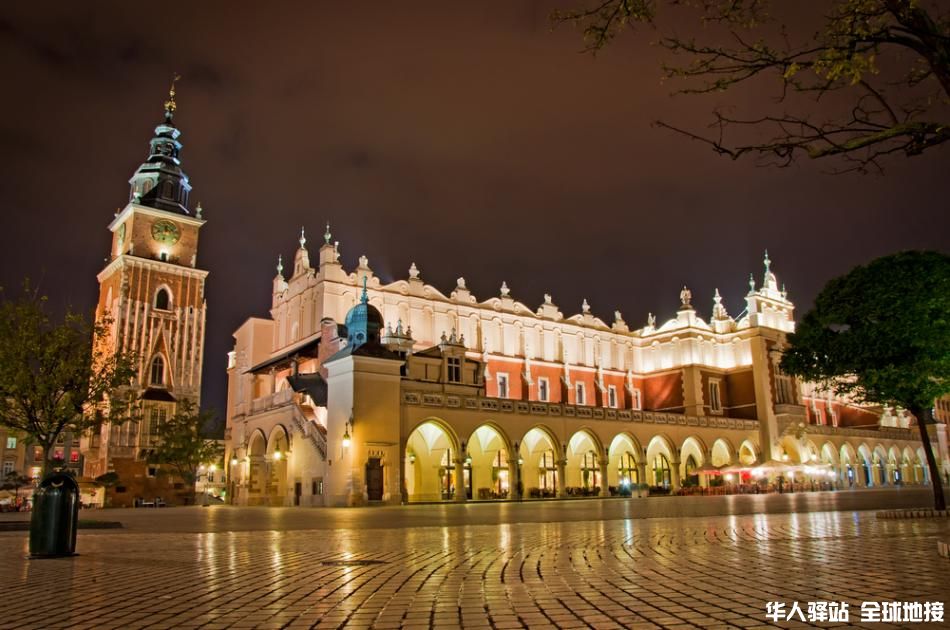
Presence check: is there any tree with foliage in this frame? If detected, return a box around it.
[146,400,223,500]
[0,284,138,475]
[780,251,950,510]
[555,0,950,172]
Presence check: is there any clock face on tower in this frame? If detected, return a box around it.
[151,219,181,245]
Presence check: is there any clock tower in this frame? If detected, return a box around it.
[82,82,210,504]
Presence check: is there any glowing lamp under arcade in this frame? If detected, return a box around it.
[342,430,351,448]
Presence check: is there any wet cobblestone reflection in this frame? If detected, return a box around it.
[2,497,948,629]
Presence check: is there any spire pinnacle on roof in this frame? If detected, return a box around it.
[276,254,284,276]
[164,73,181,123]
[748,273,756,293]
[360,275,369,304]
[712,288,729,320]
[324,222,332,245]
[299,226,307,249]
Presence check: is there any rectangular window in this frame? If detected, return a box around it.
[6,437,15,449]
[312,478,324,495]
[447,357,462,383]
[608,385,618,408]
[575,382,586,406]
[497,373,509,399]
[69,451,79,463]
[147,466,158,478]
[632,388,642,410]
[709,381,723,414]
[538,377,549,402]
[2,461,13,476]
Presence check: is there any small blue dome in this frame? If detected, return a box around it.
[344,277,383,349]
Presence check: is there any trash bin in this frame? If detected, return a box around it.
[29,472,80,558]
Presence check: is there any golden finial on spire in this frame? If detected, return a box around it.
[164,73,181,121]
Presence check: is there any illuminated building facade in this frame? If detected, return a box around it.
[80,85,209,506]
[224,231,948,506]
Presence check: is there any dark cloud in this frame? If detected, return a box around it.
[0,1,947,421]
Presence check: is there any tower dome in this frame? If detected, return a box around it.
[345,277,384,349]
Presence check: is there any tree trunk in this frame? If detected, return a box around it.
[910,405,946,511]
[41,440,56,478]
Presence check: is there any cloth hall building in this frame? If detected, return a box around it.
[224,230,948,507]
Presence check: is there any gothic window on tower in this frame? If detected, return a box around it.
[538,377,549,402]
[154,287,171,311]
[632,388,643,410]
[150,356,166,386]
[608,385,618,408]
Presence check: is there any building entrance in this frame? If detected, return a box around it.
[366,458,383,501]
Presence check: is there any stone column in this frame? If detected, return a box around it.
[508,455,519,501]
[599,456,609,497]
[637,462,648,490]
[557,458,568,498]
[670,460,682,492]
[454,458,467,503]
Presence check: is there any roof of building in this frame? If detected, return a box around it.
[286,372,328,406]
[142,387,177,402]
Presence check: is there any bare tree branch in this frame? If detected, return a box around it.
[554,0,950,171]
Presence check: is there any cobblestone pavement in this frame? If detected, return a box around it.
[2,492,949,629]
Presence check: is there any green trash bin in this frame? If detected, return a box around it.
[29,472,80,558]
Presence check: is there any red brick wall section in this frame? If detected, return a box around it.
[530,365,564,402]
[602,373,627,408]
[724,370,758,420]
[836,403,880,428]
[643,372,684,413]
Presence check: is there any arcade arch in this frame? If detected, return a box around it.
[405,419,460,502]
[565,429,603,494]
[465,424,511,500]
[519,426,561,499]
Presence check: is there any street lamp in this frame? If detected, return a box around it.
[342,413,354,449]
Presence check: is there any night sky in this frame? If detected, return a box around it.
[2,2,948,423]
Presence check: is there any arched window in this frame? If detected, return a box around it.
[150,356,165,386]
[618,452,638,484]
[580,450,599,489]
[154,288,171,310]
[653,454,671,488]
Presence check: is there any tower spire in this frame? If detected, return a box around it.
[324,222,332,245]
[164,74,181,123]
[127,77,193,215]
[360,275,369,304]
[299,226,307,249]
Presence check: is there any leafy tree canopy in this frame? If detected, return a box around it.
[147,400,223,488]
[555,0,950,172]
[780,251,950,409]
[0,283,138,474]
